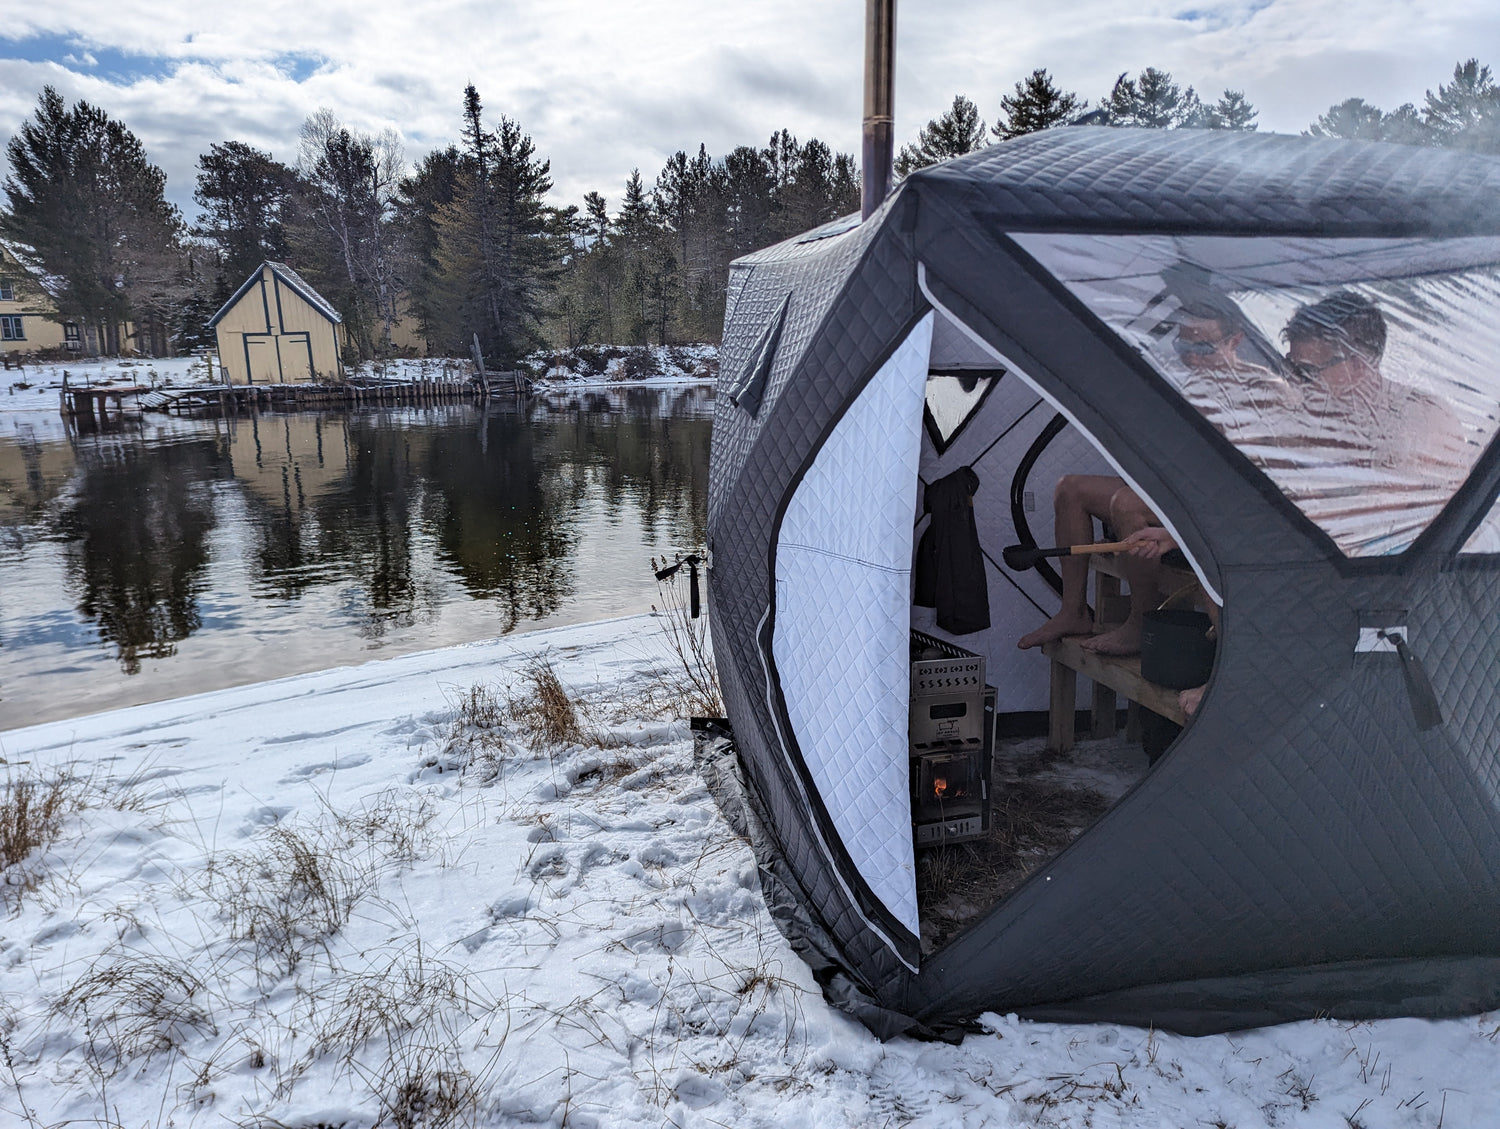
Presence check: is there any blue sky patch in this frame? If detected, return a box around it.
[274,52,325,82]
[1174,1,1275,31]
[0,33,178,84]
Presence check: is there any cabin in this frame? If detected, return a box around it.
[0,244,80,358]
[208,262,345,384]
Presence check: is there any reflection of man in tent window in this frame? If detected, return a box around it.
[1017,300,1266,657]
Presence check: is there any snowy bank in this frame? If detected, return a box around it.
[1,614,1497,1128]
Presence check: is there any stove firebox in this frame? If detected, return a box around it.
[910,630,994,846]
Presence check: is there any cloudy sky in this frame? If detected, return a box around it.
[1,0,1497,217]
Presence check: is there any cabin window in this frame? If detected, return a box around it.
[64,322,80,349]
[1013,233,1500,557]
[0,315,23,341]
[0,279,14,302]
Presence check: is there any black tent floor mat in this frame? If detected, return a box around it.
[918,733,1148,953]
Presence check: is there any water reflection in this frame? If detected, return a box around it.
[58,435,229,674]
[0,387,712,726]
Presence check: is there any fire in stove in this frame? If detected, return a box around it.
[916,752,976,813]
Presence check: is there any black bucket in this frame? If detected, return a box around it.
[1140,608,1216,690]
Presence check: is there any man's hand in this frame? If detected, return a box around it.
[1121,526,1177,559]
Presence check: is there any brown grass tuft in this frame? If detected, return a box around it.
[0,765,83,901]
[504,657,618,749]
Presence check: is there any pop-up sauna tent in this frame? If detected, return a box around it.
[704,126,1500,1037]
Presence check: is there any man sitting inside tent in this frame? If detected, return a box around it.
[1266,291,1468,554]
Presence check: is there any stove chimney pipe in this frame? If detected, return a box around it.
[861,0,896,220]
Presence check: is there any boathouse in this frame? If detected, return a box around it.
[208,262,345,384]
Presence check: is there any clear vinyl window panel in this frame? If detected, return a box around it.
[1013,233,1500,557]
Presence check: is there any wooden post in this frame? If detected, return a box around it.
[1049,658,1077,753]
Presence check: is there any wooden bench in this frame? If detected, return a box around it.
[1039,554,1195,752]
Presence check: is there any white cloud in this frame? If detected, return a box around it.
[1,0,1497,219]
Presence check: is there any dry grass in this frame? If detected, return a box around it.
[510,657,586,746]
[0,766,74,874]
[55,953,217,1071]
[0,764,89,906]
[198,823,375,981]
[319,942,500,1129]
[504,658,619,750]
[453,682,505,734]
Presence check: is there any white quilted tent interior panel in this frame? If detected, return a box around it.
[774,314,934,935]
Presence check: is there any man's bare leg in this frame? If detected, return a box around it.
[1018,475,1124,649]
[1081,486,1161,656]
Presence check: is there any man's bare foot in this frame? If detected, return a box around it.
[1079,622,1143,656]
[1179,685,1205,716]
[1018,610,1093,649]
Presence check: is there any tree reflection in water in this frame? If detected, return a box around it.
[58,435,229,674]
[2,388,711,712]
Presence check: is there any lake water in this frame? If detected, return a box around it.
[0,385,712,729]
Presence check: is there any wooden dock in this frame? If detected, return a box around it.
[61,373,501,419]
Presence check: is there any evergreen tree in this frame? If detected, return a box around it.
[1307,97,1431,144]
[395,145,464,348]
[992,69,1086,140]
[1424,58,1500,153]
[1201,90,1259,131]
[896,94,987,175]
[2,86,185,355]
[192,141,296,293]
[429,87,562,366]
[1102,68,1201,129]
[547,130,857,350]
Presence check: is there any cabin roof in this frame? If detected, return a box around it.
[207,260,344,329]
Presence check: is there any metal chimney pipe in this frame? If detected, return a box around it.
[861,0,896,220]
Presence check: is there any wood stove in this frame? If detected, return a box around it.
[910,630,995,846]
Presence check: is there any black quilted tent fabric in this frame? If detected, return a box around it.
[705,127,1500,1037]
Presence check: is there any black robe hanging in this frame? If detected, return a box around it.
[913,465,990,635]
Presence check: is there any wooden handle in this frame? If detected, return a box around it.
[1069,539,1135,555]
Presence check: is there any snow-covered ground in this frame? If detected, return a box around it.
[526,344,718,389]
[3,613,1498,1128]
[2,355,213,415]
[0,345,719,408]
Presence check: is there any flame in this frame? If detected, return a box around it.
[933,776,948,799]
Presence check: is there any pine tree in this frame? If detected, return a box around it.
[1307,97,1431,144]
[992,69,1086,140]
[395,145,464,347]
[430,88,562,365]
[896,95,987,175]
[1201,90,1259,131]
[193,141,296,292]
[2,86,184,355]
[1103,68,1201,129]
[1424,59,1500,153]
